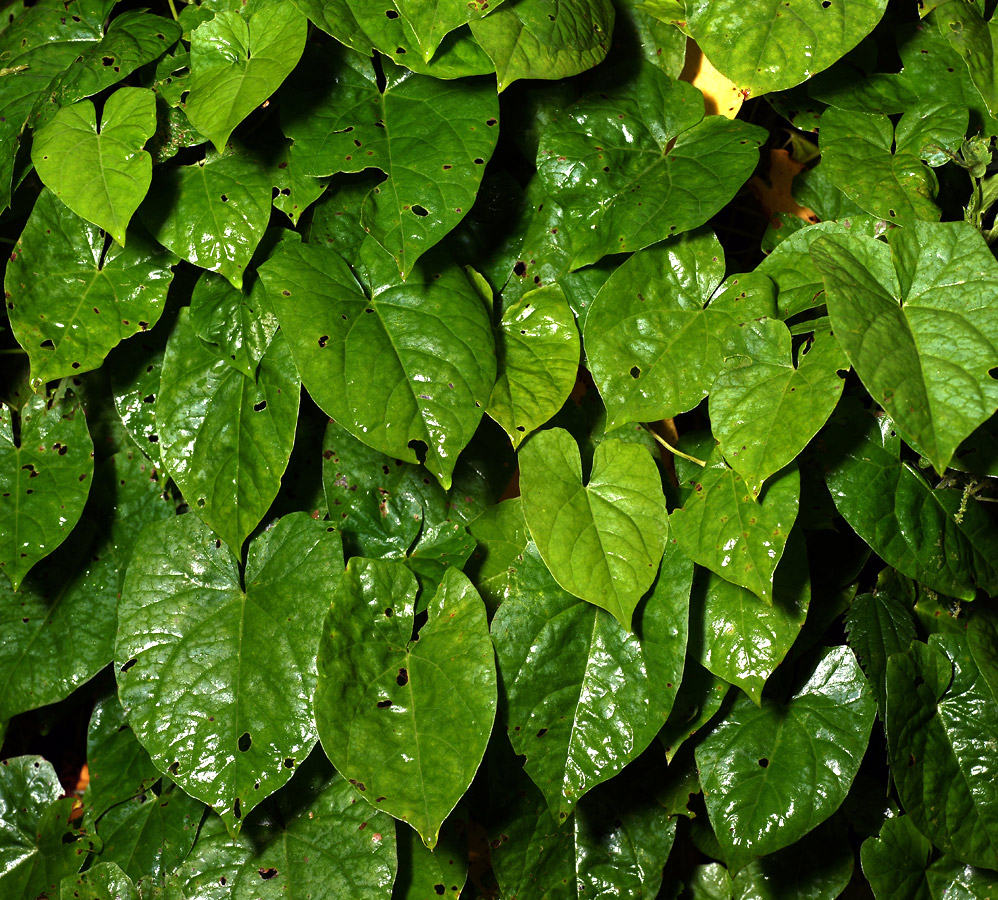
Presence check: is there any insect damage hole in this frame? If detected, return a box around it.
[238,732,252,752]
[397,667,408,686]
[630,366,641,378]
[758,758,769,768]
[411,205,429,217]
[253,401,267,412]
[407,439,427,464]
[258,868,278,880]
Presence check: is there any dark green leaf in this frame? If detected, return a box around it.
[886,633,998,869]
[61,862,138,900]
[845,589,917,715]
[695,646,874,869]
[32,87,157,245]
[6,189,177,386]
[258,241,495,490]
[117,512,343,833]
[393,810,469,900]
[658,660,731,762]
[492,536,691,816]
[968,607,998,705]
[315,561,496,848]
[0,389,93,591]
[519,427,669,629]
[157,308,300,552]
[860,815,933,900]
[935,1,998,121]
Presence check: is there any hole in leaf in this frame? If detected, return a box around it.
[120,658,137,673]
[407,440,427,464]
[238,732,252,752]
[253,401,267,412]
[513,261,527,276]
[258,868,278,880]
[411,204,429,217]
[536,728,548,737]
[434,887,445,896]
[284,758,295,768]
[386,8,399,17]
[40,339,54,349]
[630,366,640,378]
[318,335,328,347]
[397,667,409,686]
[385,607,394,617]
[377,699,392,708]
[220,194,229,202]
[233,798,242,819]
[989,367,998,379]
[474,157,484,165]
[758,758,769,768]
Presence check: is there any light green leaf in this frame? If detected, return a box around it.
[818,107,944,223]
[487,283,580,447]
[812,221,998,473]
[393,0,507,63]
[685,0,888,95]
[315,561,496,848]
[117,513,344,834]
[140,151,271,289]
[32,87,156,245]
[6,189,176,387]
[710,323,848,495]
[0,756,88,900]
[670,449,799,605]
[821,404,998,601]
[185,4,306,151]
[281,47,498,276]
[0,389,93,591]
[469,0,615,90]
[886,633,998,869]
[290,0,496,78]
[519,428,669,629]
[393,810,469,900]
[169,751,397,900]
[492,535,691,816]
[696,646,875,869]
[61,862,138,900]
[845,588,918,716]
[157,309,299,552]
[266,138,328,226]
[0,450,173,719]
[861,815,934,900]
[696,529,810,705]
[258,241,495,490]
[535,66,765,269]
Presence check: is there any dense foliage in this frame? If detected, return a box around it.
[3,0,998,897]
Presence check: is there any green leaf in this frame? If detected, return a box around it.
[315,561,496,848]
[168,751,397,900]
[140,151,271,289]
[258,241,496,490]
[818,107,944,223]
[886,633,998,869]
[925,856,998,900]
[61,863,138,900]
[290,0,496,78]
[845,589,918,716]
[185,4,306,151]
[821,407,998,600]
[281,47,499,277]
[0,389,93,591]
[32,87,157,245]
[117,512,344,834]
[812,222,998,473]
[157,308,300,552]
[266,138,328,226]
[534,66,765,269]
[6,189,177,386]
[695,645,875,869]
[696,529,810,705]
[861,815,933,900]
[468,0,616,90]
[710,323,848,495]
[519,428,669,629]
[585,232,777,427]
[658,659,731,762]
[685,0,888,95]
[392,0,508,63]
[0,450,173,719]
[935,1,998,120]
[394,810,469,900]
[0,756,88,900]
[491,537,691,816]
[968,608,998,705]
[487,283,580,447]
[670,449,799,605]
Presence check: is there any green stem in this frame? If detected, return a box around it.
[643,424,706,467]
[167,0,179,20]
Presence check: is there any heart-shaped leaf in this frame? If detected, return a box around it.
[185,4,307,151]
[0,389,94,591]
[695,645,875,869]
[61,863,138,900]
[492,531,691,816]
[258,241,495,490]
[710,322,849,495]
[315,560,496,848]
[141,151,271,289]
[860,815,933,900]
[487,283,580,447]
[157,308,300,552]
[117,512,344,834]
[392,0,507,63]
[31,87,156,245]
[6,189,176,387]
[519,427,669,629]
[281,47,498,276]
[670,449,799,605]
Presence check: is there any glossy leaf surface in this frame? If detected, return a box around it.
[117,513,343,833]
[861,815,933,900]
[259,241,495,489]
[812,222,998,473]
[6,189,176,386]
[315,560,496,848]
[519,428,669,629]
[696,646,874,868]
